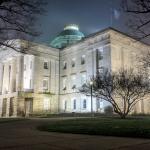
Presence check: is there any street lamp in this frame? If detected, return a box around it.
[90,81,93,116]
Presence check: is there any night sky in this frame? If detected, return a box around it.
[35,0,127,45]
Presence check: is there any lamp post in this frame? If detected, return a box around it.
[90,81,93,116]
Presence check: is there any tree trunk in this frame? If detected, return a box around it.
[120,114,127,119]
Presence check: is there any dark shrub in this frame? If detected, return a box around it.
[104,106,113,115]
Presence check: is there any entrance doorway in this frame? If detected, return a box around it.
[25,98,33,117]
[2,98,7,117]
[9,97,14,116]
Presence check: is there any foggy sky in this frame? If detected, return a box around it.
[35,0,127,45]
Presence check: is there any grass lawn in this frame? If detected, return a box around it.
[38,117,150,138]
[0,118,27,123]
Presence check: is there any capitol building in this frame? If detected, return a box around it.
[0,24,149,117]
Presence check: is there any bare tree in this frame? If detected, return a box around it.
[122,0,150,83]
[0,0,46,52]
[137,50,150,72]
[80,69,150,119]
[122,0,150,41]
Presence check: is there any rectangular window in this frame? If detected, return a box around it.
[43,79,48,90]
[62,77,67,90]
[63,61,67,70]
[81,73,86,86]
[44,61,48,69]
[98,48,103,60]
[81,55,85,65]
[71,59,75,67]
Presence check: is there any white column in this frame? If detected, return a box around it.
[23,55,35,90]
[2,64,7,94]
[16,56,23,91]
[50,60,56,93]
[9,59,16,93]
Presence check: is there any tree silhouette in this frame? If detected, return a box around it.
[0,0,46,52]
[80,69,150,119]
[122,0,150,41]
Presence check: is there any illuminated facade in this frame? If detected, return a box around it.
[0,25,150,117]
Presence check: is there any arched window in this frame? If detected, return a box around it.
[97,99,100,109]
[81,55,86,65]
[97,99,103,110]
[73,99,76,110]
[64,101,67,110]
[83,99,86,109]
[63,61,67,70]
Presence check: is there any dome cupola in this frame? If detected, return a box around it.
[50,24,85,49]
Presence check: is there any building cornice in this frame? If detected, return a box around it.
[61,27,150,53]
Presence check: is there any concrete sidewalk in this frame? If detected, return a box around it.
[0,118,150,150]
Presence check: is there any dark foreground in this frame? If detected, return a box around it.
[0,118,150,150]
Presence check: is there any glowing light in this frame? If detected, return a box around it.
[90,81,93,85]
[64,24,79,31]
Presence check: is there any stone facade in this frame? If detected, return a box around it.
[0,40,59,117]
[0,28,150,117]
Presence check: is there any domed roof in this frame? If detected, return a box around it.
[58,29,84,37]
[50,24,85,49]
